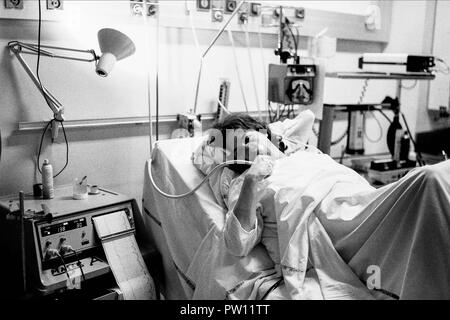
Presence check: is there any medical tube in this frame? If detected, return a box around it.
[244,26,262,120]
[228,30,249,112]
[258,27,268,112]
[142,1,154,153]
[188,7,235,115]
[149,159,253,199]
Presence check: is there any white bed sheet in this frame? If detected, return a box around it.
[142,137,227,299]
[141,137,322,300]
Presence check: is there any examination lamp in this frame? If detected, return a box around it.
[8,28,136,140]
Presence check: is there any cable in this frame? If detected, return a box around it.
[227,30,249,112]
[155,6,160,140]
[34,2,69,178]
[36,119,53,175]
[286,23,298,61]
[150,159,253,199]
[258,27,269,114]
[70,248,86,283]
[244,26,262,120]
[435,57,450,75]
[56,253,71,280]
[400,112,425,166]
[54,120,69,178]
[150,136,324,200]
[36,119,69,178]
[377,109,392,124]
[356,79,383,143]
[364,112,383,143]
[260,278,284,300]
[401,80,417,90]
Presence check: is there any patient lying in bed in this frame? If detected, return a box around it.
[204,113,450,300]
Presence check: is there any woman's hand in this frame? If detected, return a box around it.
[244,131,285,161]
[246,155,274,182]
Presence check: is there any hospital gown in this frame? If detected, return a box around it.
[219,153,450,300]
[221,166,324,300]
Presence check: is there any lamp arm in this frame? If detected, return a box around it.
[10,42,98,63]
[8,41,98,122]
[9,43,64,121]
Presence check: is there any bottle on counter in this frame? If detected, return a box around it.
[42,159,54,199]
[400,131,411,161]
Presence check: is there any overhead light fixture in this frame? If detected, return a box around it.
[8,28,136,140]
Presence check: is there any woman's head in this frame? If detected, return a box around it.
[209,113,279,173]
[211,113,272,152]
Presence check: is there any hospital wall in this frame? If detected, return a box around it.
[0,1,443,203]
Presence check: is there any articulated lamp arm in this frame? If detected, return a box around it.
[8,41,99,123]
[8,29,135,142]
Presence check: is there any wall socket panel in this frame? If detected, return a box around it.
[130,0,158,17]
[47,0,63,10]
[197,0,211,11]
[250,3,261,17]
[224,0,237,14]
[4,0,24,9]
[211,0,224,22]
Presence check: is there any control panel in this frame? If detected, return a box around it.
[36,204,134,264]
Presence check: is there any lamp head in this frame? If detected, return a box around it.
[96,28,136,77]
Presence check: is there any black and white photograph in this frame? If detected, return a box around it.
[0,0,449,309]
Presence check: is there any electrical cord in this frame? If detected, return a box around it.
[401,80,418,90]
[37,119,69,178]
[70,248,86,283]
[228,30,249,112]
[244,26,262,119]
[150,139,323,200]
[364,112,383,143]
[0,128,2,165]
[56,253,71,280]
[357,79,382,143]
[35,1,69,178]
[287,23,298,61]
[435,57,450,75]
[377,109,392,124]
[258,27,269,114]
[400,112,425,166]
[156,9,160,140]
[150,159,253,199]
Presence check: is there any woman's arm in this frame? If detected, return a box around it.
[233,175,260,232]
[223,156,274,257]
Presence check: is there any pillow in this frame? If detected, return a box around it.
[268,109,315,155]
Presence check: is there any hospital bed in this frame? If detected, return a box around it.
[141,137,450,300]
[141,137,323,300]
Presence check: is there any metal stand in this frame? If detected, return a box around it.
[317,72,435,154]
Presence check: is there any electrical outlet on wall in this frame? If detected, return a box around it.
[250,3,261,17]
[197,0,211,11]
[130,0,158,17]
[47,0,63,10]
[211,0,224,22]
[295,8,305,19]
[224,0,237,14]
[238,2,249,24]
[4,0,24,9]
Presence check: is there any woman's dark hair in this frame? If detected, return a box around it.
[210,113,274,173]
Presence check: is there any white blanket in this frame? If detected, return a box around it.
[191,152,450,299]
